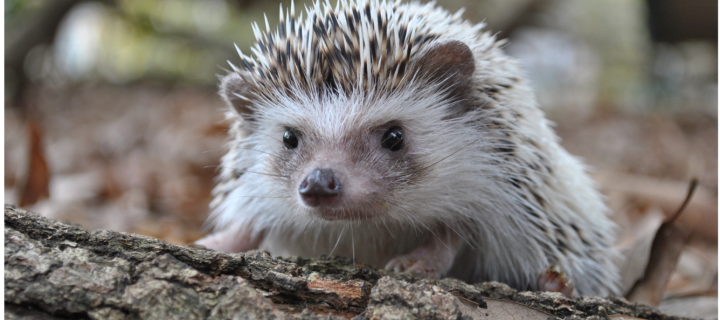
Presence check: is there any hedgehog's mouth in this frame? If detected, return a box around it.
[311,205,386,221]
[301,191,389,221]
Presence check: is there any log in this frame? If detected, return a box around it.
[4,205,686,319]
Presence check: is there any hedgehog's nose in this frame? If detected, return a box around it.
[299,168,341,207]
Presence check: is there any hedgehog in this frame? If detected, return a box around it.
[197,0,621,297]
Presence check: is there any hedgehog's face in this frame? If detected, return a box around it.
[220,40,477,221]
[267,114,419,221]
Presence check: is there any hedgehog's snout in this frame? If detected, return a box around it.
[299,168,341,207]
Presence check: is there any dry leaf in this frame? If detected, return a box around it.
[626,181,697,305]
[616,206,666,295]
[19,121,50,207]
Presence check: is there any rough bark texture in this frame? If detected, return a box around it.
[5,205,686,320]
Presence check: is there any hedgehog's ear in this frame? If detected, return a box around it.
[411,40,475,106]
[220,72,256,120]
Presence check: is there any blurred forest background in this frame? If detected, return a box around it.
[4,0,718,317]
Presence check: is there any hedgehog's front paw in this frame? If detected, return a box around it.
[384,226,463,279]
[385,256,441,279]
[194,226,263,253]
[538,265,575,298]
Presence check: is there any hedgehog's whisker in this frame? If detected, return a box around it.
[420,137,482,171]
[350,219,356,269]
[254,131,284,143]
[328,226,345,258]
[368,147,389,169]
[227,195,290,199]
[237,147,283,159]
[440,220,476,250]
[206,165,290,178]
[201,146,227,154]
[425,226,450,251]
[381,216,395,239]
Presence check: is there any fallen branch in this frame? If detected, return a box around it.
[5,205,686,319]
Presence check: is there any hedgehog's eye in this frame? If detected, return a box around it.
[381,126,404,151]
[283,129,299,149]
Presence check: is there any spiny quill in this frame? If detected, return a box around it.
[233,0,483,99]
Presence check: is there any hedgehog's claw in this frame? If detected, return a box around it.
[385,256,440,279]
[538,265,575,298]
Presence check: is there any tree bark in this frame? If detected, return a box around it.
[5,205,685,319]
